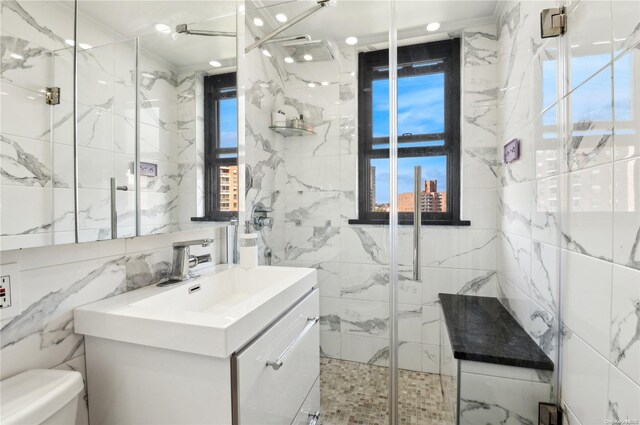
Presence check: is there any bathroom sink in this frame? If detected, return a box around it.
[74,265,317,358]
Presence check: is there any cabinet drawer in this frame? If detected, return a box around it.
[234,289,319,425]
[291,376,320,425]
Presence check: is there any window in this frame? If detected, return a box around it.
[204,72,238,219]
[351,39,465,225]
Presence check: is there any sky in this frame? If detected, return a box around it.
[219,98,237,149]
[371,72,447,203]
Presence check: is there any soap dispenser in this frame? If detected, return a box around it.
[238,221,258,268]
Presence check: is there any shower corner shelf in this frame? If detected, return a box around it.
[269,126,316,137]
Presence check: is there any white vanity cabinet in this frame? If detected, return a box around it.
[234,289,320,425]
[76,266,319,425]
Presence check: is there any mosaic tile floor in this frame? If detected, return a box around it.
[319,358,454,425]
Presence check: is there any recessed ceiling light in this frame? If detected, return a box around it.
[303,54,313,61]
[65,39,75,46]
[253,17,264,27]
[141,72,155,79]
[209,60,222,67]
[321,81,329,86]
[154,23,171,34]
[97,80,107,85]
[238,5,245,13]
[284,56,295,64]
[308,83,316,88]
[260,83,269,88]
[275,13,287,22]
[10,53,23,60]
[345,36,358,45]
[78,43,92,50]
[262,49,272,57]
[426,22,440,32]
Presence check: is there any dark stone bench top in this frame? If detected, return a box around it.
[439,294,554,371]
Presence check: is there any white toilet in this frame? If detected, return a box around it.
[0,369,84,425]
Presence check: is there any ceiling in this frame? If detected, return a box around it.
[249,0,498,49]
[73,0,498,72]
[77,1,237,72]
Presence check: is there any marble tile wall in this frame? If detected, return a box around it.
[496,1,640,423]
[241,23,500,373]
[0,226,225,425]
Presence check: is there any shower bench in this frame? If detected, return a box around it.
[438,294,555,425]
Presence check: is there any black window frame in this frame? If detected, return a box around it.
[349,38,468,226]
[202,72,238,221]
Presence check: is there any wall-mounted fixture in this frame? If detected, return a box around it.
[540,7,567,38]
[110,178,128,239]
[45,87,60,105]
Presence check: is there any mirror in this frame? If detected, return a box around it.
[0,0,237,249]
[1,0,77,250]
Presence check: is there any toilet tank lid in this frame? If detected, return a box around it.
[1,369,84,425]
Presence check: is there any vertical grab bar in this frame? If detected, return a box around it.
[413,166,421,281]
[110,177,128,239]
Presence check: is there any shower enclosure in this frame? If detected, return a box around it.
[240,1,569,424]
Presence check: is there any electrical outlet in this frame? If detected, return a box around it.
[0,275,11,308]
[0,263,21,321]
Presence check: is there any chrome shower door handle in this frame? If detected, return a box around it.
[265,317,319,370]
[413,166,422,281]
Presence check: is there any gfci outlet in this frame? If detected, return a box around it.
[0,263,21,321]
[0,275,11,308]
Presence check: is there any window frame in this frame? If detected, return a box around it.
[351,38,467,226]
[203,72,238,220]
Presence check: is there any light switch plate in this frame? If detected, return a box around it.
[140,162,158,177]
[503,138,520,164]
[0,263,21,321]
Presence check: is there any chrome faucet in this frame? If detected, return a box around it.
[166,239,213,283]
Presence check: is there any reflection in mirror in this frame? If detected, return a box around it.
[1,0,77,250]
[74,1,237,241]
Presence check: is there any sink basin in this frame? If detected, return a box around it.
[74,265,317,358]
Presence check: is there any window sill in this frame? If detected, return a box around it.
[347,218,471,226]
[191,216,237,222]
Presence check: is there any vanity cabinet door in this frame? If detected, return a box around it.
[235,289,319,425]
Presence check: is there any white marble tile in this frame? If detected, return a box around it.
[319,296,341,334]
[613,47,640,162]
[0,255,126,380]
[464,64,498,108]
[610,265,640,386]
[612,2,640,57]
[561,328,610,425]
[499,181,532,237]
[497,231,531,296]
[422,267,497,307]
[496,275,531,332]
[564,163,613,262]
[563,250,612,357]
[340,334,421,372]
[567,66,614,171]
[464,24,498,66]
[459,371,552,425]
[1,82,51,141]
[421,344,439,374]
[607,363,640,421]
[613,157,640,269]
[462,189,497,230]
[339,263,421,305]
[532,174,562,246]
[462,147,499,189]
[284,223,341,263]
[421,306,440,346]
[423,228,497,270]
[566,0,613,91]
